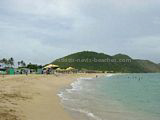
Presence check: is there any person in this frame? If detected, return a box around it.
[96,75,98,78]
[25,70,28,76]
[2,72,4,78]
[46,69,49,75]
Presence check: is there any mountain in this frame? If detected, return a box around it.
[52,51,160,73]
[135,60,160,73]
[112,54,132,59]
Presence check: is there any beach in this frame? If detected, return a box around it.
[0,73,103,120]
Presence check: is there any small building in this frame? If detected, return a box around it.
[0,68,7,75]
[8,68,15,75]
[37,68,43,74]
[0,63,5,69]
[0,67,15,75]
[17,68,30,74]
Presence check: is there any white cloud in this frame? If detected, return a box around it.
[153,17,160,25]
[0,0,160,64]
[120,36,160,62]
[2,0,80,17]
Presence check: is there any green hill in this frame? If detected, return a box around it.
[112,54,132,59]
[52,51,160,73]
[135,60,160,73]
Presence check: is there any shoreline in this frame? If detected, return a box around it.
[0,73,104,120]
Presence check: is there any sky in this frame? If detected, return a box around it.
[0,0,160,65]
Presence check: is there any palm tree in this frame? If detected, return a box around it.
[2,58,8,67]
[20,60,26,67]
[0,59,2,68]
[22,62,26,67]
[18,61,21,68]
[0,59,2,63]
[8,57,14,67]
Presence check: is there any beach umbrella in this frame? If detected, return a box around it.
[56,68,63,71]
[56,68,61,71]
[66,67,75,71]
[56,68,67,71]
[44,64,59,69]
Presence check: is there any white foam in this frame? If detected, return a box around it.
[58,77,94,101]
[57,92,63,98]
[106,73,123,77]
[66,77,94,93]
[105,74,114,77]
[79,77,94,80]
[71,108,102,120]
[57,92,69,101]
[66,79,82,93]
[57,77,103,120]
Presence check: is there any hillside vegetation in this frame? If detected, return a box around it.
[52,51,160,73]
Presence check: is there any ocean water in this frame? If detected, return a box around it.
[58,73,160,120]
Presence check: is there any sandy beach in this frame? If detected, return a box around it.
[0,73,103,120]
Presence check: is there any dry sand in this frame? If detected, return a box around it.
[0,73,104,120]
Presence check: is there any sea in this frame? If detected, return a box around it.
[58,73,160,120]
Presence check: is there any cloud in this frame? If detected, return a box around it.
[153,17,160,25]
[1,0,80,18]
[0,0,160,64]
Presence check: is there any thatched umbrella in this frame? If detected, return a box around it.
[44,64,59,69]
[66,67,75,71]
[56,68,65,71]
[56,68,61,71]
[43,64,59,74]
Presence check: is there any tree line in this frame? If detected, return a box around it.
[0,58,42,70]
[0,58,28,67]
[0,58,14,67]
